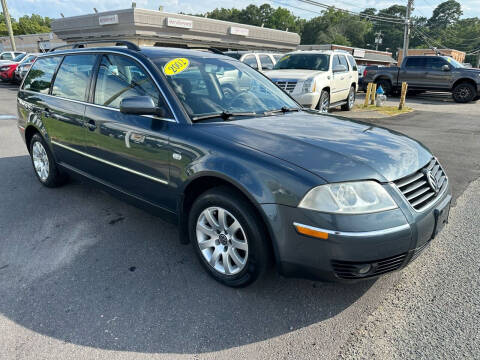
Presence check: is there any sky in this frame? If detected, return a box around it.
[8,0,480,21]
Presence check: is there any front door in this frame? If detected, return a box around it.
[82,53,177,211]
[424,57,452,89]
[331,55,349,103]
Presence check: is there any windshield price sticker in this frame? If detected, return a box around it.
[164,58,190,76]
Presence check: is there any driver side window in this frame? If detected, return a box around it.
[94,54,171,118]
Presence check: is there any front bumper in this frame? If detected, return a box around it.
[291,92,320,109]
[262,183,452,282]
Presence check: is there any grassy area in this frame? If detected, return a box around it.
[353,104,414,116]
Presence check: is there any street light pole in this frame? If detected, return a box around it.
[0,0,16,51]
[402,0,413,59]
[375,31,382,51]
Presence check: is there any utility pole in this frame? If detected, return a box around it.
[374,31,383,51]
[0,0,15,51]
[477,53,480,68]
[402,0,413,59]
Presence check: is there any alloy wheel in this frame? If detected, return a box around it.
[196,206,248,275]
[32,141,50,182]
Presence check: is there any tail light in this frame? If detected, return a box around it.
[363,69,368,77]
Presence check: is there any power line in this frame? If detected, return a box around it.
[295,0,406,24]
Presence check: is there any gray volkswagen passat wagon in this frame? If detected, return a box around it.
[17,41,451,287]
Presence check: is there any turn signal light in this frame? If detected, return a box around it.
[294,223,329,239]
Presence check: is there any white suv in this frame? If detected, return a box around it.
[225,51,282,72]
[264,50,358,112]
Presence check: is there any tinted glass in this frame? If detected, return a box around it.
[225,53,242,60]
[23,56,62,94]
[332,55,341,68]
[347,55,358,71]
[338,55,349,70]
[443,56,464,68]
[1,53,12,60]
[259,55,274,70]
[153,56,298,119]
[405,57,425,68]
[52,55,96,101]
[275,53,330,71]
[94,54,171,116]
[424,57,447,70]
[243,55,258,69]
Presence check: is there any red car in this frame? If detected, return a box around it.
[0,53,27,82]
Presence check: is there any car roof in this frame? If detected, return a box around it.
[283,50,350,56]
[43,45,232,61]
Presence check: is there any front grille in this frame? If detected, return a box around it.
[332,253,407,279]
[394,158,447,211]
[275,80,297,93]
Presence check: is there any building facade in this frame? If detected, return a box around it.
[298,44,397,66]
[0,32,66,52]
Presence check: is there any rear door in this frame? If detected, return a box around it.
[399,57,427,88]
[82,53,177,211]
[44,54,97,165]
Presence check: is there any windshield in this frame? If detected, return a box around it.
[274,53,330,71]
[444,57,464,68]
[153,56,299,120]
[13,53,27,62]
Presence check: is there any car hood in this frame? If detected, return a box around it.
[264,69,326,81]
[201,112,432,183]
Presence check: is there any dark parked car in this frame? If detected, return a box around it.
[363,55,480,102]
[17,42,451,287]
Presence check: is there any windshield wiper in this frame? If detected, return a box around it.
[191,111,257,122]
[264,106,301,116]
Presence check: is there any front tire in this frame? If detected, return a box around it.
[29,133,67,187]
[452,82,476,103]
[317,90,330,113]
[188,186,270,287]
[341,86,355,111]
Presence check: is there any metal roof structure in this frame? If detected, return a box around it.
[51,8,300,51]
[298,44,397,65]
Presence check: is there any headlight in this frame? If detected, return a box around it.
[298,181,397,214]
[0,66,9,71]
[302,78,315,93]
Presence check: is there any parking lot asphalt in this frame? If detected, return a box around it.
[0,84,479,359]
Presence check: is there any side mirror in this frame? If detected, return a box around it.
[442,64,451,72]
[333,64,347,73]
[119,96,161,115]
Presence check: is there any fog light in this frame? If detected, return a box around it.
[357,264,372,275]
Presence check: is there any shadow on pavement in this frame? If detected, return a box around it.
[0,155,374,354]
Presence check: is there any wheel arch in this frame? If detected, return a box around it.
[178,172,280,264]
[452,78,477,92]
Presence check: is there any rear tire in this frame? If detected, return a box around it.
[452,82,476,103]
[188,186,270,287]
[317,90,330,113]
[341,86,355,111]
[29,133,67,187]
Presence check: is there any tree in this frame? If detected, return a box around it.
[0,13,50,35]
[427,0,462,29]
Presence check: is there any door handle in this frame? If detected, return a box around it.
[86,120,96,131]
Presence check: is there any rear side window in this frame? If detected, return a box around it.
[259,55,274,70]
[347,55,358,71]
[405,58,425,68]
[94,54,172,117]
[243,55,258,70]
[1,53,12,60]
[52,55,96,101]
[23,56,62,94]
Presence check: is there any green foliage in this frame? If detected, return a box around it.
[0,13,51,36]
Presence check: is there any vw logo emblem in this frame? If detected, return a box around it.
[425,170,439,194]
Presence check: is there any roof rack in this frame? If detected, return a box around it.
[49,40,140,52]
